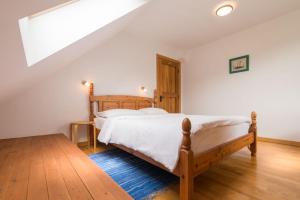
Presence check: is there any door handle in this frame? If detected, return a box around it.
[159,95,163,102]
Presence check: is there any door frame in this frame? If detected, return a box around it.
[156,54,181,112]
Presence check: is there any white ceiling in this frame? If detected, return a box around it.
[1,0,300,103]
[125,0,300,49]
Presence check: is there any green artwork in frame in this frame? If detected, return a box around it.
[229,55,249,74]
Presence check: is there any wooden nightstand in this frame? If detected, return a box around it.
[70,121,97,152]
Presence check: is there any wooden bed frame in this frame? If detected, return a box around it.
[88,83,257,200]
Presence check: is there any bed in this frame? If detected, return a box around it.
[88,83,257,200]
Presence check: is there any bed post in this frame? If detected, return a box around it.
[249,112,257,156]
[180,118,193,200]
[153,89,158,108]
[89,82,94,121]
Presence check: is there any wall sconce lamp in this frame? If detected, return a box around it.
[82,80,91,87]
[81,80,94,97]
[140,86,147,92]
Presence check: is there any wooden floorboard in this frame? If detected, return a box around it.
[27,137,48,200]
[1,135,299,200]
[0,138,16,170]
[46,135,93,200]
[40,136,72,200]
[54,134,132,200]
[8,138,33,200]
[0,138,21,200]
[0,134,132,200]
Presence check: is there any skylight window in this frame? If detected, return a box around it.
[19,0,148,67]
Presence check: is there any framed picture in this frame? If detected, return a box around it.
[229,55,249,74]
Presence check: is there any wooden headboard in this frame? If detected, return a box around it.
[89,83,155,120]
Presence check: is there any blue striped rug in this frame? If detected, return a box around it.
[89,148,178,200]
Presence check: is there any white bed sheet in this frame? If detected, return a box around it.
[94,117,106,129]
[94,114,250,171]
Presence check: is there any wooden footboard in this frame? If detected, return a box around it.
[180,112,257,200]
[110,113,257,200]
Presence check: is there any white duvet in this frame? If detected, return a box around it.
[98,114,250,171]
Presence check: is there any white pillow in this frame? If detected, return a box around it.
[139,108,168,114]
[96,109,142,118]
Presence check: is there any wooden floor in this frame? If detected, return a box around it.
[0,134,132,200]
[84,141,300,200]
[1,134,299,200]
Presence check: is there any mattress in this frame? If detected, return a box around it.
[191,123,249,155]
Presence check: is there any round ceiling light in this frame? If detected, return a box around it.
[216,5,234,16]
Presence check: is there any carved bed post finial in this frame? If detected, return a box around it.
[89,82,94,122]
[249,111,257,156]
[153,89,157,108]
[251,112,257,126]
[89,82,94,97]
[182,118,192,150]
[180,118,193,200]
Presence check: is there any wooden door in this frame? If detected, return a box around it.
[156,54,181,113]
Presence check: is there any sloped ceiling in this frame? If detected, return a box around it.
[0,0,150,103]
[125,0,300,49]
[1,0,300,104]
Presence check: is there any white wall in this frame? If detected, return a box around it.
[0,33,183,139]
[183,10,300,142]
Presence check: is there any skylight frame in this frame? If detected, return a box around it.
[29,0,80,19]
